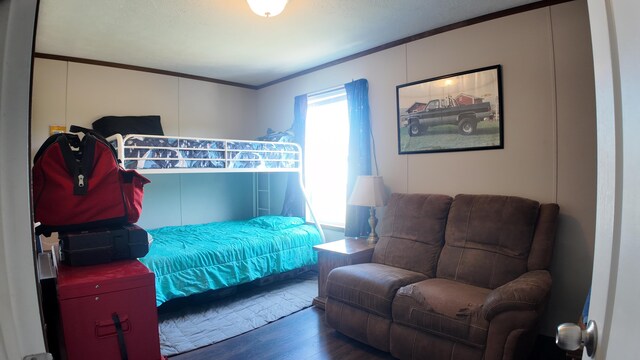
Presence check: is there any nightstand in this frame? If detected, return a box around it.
[312,238,376,309]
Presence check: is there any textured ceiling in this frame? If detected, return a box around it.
[35,0,540,87]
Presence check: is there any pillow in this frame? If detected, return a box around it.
[92,115,164,138]
[248,216,305,230]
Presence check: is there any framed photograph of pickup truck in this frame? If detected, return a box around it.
[396,65,503,154]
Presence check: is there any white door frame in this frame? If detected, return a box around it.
[586,0,639,358]
[0,0,43,359]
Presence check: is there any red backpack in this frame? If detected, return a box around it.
[32,129,150,235]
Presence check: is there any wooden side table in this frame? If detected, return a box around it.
[312,238,376,309]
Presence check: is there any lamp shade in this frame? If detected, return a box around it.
[348,176,388,207]
[247,0,288,17]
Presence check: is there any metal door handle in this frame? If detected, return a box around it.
[556,320,597,357]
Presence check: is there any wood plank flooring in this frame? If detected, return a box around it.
[170,306,394,360]
[169,305,568,360]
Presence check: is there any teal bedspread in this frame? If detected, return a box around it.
[139,216,322,306]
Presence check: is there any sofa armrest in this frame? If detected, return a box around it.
[482,270,552,321]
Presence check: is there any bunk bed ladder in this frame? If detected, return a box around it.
[254,173,271,217]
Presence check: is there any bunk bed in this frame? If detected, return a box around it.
[107,133,325,306]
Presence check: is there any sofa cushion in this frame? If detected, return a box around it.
[326,263,428,318]
[392,278,491,348]
[373,193,452,277]
[437,194,540,289]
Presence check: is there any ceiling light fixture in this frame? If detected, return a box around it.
[247,0,288,18]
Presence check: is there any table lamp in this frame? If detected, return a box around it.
[348,176,388,244]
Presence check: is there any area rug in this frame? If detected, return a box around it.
[158,271,317,356]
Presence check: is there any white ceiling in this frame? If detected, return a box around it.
[35,0,541,88]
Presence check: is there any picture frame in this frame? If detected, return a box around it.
[396,65,503,154]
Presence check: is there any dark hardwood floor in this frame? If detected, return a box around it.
[169,305,567,360]
[170,306,394,360]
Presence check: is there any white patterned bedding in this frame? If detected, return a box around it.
[108,134,301,172]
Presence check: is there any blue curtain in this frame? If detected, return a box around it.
[344,79,372,238]
[280,95,307,217]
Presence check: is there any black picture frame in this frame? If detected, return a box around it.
[396,65,503,154]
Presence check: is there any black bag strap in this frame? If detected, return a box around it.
[55,135,94,195]
[69,124,120,162]
[68,124,92,133]
[112,313,129,360]
[35,226,51,237]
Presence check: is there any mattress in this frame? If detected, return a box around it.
[109,134,300,171]
[139,216,321,306]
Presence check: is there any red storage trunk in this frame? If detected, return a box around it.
[57,260,161,360]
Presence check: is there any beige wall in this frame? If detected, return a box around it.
[256,1,596,336]
[30,0,596,337]
[31,59,259,156]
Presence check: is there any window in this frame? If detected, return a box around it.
[426,99,440,110]
[305,87,349,228]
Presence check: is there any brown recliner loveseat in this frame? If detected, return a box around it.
[325,193,559,360]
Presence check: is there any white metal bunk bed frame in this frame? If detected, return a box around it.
[107,133,326,242]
